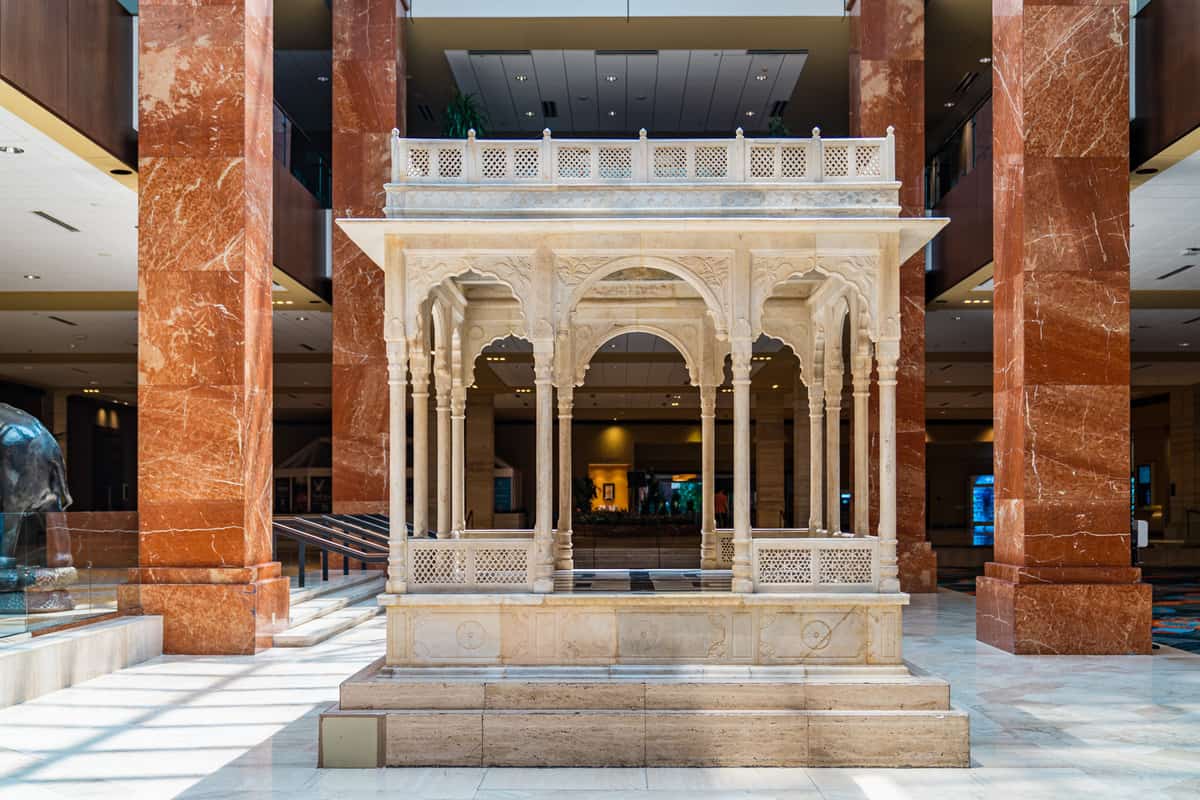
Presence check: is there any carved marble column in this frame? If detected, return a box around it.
[792,373,810,528]
[876,341,900,594]
[850,0,936,590]
[731,343,754,593]
[532,343,556,592]
[433,347,451,538]
[135,0,288,654]
[451,384,466,535]
[978,0,1150,654]
[852,342,872,535]
[331,0,404,515]
[700,384,718,568]
[808,384,825,533]
[410,347,430,538]
[555,385,575,570]
[825,360,844,535]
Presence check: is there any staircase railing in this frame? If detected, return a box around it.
[273,515,389,588]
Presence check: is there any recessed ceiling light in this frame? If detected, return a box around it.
[316,75,329,83]
[771,384,780,389]
[943,102,956,108]
[514,74,529,82]
[297,315,308,321]
[953,315,962,321]
[755,72,769,81]
[607,110,616,117]
[524,110,535,117]
[979,57,992,64]
[23,274,40,280]
[745,110,756,117]
[1181,342,1191,347]
[0,146,24,154]
[604,74,618,83]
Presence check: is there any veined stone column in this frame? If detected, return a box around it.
[700,384,718,568]
[978,0,1150,654]
[731,344,753,593]
[331,0,403,515]
[852,345,872,535]
[877,341,900,594]
[410,348,430,538]
[433,348,451,538]
[825,365,844,534]
[555,385,574,570]
[532,343,556,592]
[792,373,810,528]
[135,0,288,654]
[850,0,936,590]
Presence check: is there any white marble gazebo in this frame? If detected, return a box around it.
[321,128,968,769]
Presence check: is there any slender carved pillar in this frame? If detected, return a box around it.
[433,347,451,538]
[555,385,575,570]
[700,384,718,568]
[385,237,408,594]
[825,363,844,535]
[877,341,900,594]
[410,348,430,538]
[532,343,556,592]
[852,342,872,535]
[808,389,825,534]
[731,343,753,592]
[792,373,810,528]
[451,385,466,535]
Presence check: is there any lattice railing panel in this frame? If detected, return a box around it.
[694,145,729,178]
[653,146,687,178]
[557,146,591,179]
[823,143,850,178]
[717,531,735,568]
[474,547,530,584]
[854,143,882,177]
[407,539,533,590]
[817,547,874,585]
[756,548,814,584]
[599,147,632,179]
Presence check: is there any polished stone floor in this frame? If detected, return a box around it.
[0,590,1197,799]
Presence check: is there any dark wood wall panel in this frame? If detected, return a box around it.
[0,0,71,117]
[1133,0,1200,165]
[273,160,326,296]
[68,0,136,165]
[0,0,135,166]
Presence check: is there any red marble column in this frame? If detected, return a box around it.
[135,0,287,654]
[330,0,404,514]
[978,0,1151,655]
[849,0,937,592]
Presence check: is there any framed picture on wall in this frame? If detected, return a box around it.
[603,483,616,502]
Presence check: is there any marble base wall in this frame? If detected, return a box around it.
[330,0,404,514]
[382,593,907,667]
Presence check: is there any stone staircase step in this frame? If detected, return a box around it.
[287,575,385,628]
[289,571,382,607]
[275,599,383,648]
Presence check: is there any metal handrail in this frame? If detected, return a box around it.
[272,515,388,588]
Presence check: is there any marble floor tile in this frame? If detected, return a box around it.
[0,590,1195,799]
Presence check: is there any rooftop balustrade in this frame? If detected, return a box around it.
[388,127,896,187]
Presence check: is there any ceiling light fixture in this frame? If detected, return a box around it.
[771,384,780,389]
[23,274,40,280]
[296,315,308,321]
[607,110,616,117]
[745,110,756,117]
[1181,342,1191,347]
[316,75,330,83]
[0,145,24,154]
[755,72,769,81]
[943,102,956,108]
[604,74,619,83]
[514,74,529,82]
[524,111,535,117]
[979,57,992,64]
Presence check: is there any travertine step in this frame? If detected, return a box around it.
[275,599,382,647]
[319,660,969,768]
[287,575,385,628]
[290,571,382,607]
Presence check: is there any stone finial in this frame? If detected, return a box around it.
[467,128,476,141]
[543,128,552,140]
[812,127,821,139]
[639,128,647,140]
[735,127,744,139]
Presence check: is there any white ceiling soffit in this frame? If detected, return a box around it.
[1131,146,1200,291]
[0,107,136,293]
[414,0,845,19]
[446,49,807,134]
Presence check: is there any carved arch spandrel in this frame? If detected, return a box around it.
[750,251,881,341]
[404,250,537,336]
[462,319,529,388]
[554,251,733,340]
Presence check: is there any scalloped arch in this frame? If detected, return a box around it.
[574,323,700,389]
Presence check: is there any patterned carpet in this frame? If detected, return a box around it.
[937,564,1200,653]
